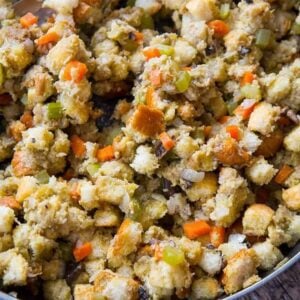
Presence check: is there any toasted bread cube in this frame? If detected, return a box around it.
[94,270,139,300]
[222,249,259,294]
[191,277,221,300]
[199,248,222,276]
[2,253,28,286]
[186,0,217,21]
[283,126,300,153]
[74,284,94,300]
[245,157,277,186]
[107,219,143,267]
[131,105,165,137]
[248,103,280,136]
[186,173,218,202]
[252,240,283,270]
[16,176,37,203]
[43,279,72,300]
[94,205,121,227]
[282,183,300,211]
[0,206,15,233]
[242,204,274,236]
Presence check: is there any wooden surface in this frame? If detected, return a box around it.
[241,261,300,300]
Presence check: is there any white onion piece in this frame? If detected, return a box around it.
[228,233,246,244]
[181,169,205,182]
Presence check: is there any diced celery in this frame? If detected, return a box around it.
[162,246,185,266]
[0,64,5,86]
[255,29,273,49]
[87,163,100,177]
[128,198,142,221]
[35,170,50,184]
[241,83,262,101]
[47,102,63,120]
[123,39,139,52]
[227,101,239,115]
[175,71,191,93]
[291,22,300,35]
[140,13,154,30]
[127,0,135,7]
[157,45,174,56]
[220,3,230,20]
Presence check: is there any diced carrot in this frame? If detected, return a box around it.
[226,125,240,141]
[20,12,38,28]
[63,168,75,181]
[97,145,114,162]
[149,70,162,87]
[0,93,13,106]
[0,196,21,210]
[134,31,144,43]
[70,135,86,158]
[219,116,231,124]
[73,242,92,262]
[183,220,211,240]
[234,100,257,120]
[274,165,294,185]
[210,226,225,248]
[146,86,154,107]
[143,48,161,61]
[208,20,230,38]
[204,126,212,138]
[154,244,163,261]
[70,182,81,201]
[159,132,175,151]
[241,72,255,86]
[63,61,88,83]
[20,111,33,128]
[12,151,34,177]
[37,31,60,46]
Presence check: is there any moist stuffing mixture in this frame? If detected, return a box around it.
[0,0,300,299]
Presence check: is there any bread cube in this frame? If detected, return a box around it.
[191,277,221,300]
[284,126,300,152]
[43,279,72,300]
[0,206,15,233]
[282,183,300,211]
[242,204,274,236]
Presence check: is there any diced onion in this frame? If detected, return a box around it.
[228,233,246,243]
[181,168,205,183]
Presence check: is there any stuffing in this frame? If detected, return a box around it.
[43,279,72,300]
[210,168,249,227]
[282,183,300,211]
[174,136,199,159]
[185,0,218,21]
[135,0,161,15]
[252,240,283,270]
[174,39,197,66]
[134,256,192,298]
[107,219,143,268]
[94,205,122,227]
[41,259,65,280]
[185,172,218,202]
[284,126,300,153]
[74,284,94,300]
[222,249,259,294]
[248,103,280,136]
[43,0,79,14]
[130,145,159,176]
[199,248,223,276]
[94,270,139,300]
[191,277,222,300]
[242,204,274,236]
[245,157,277,186]
[84,259,105,281]
[0,206,14,233]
